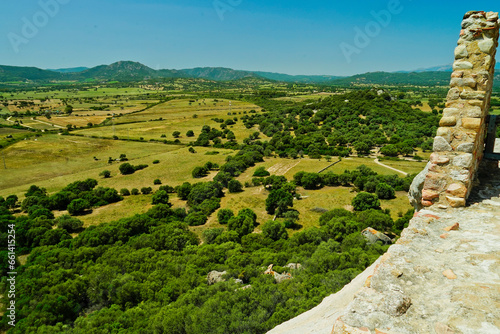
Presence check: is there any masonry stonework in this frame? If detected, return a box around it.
[420,11,499,209]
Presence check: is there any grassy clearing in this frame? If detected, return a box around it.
[74,98,264,143]
[273,92,337,102]
[0,134,235,199]
[77,194,154,228]
[0,134,181,196]
[377,159,427,175]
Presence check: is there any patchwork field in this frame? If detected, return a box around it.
[73,98,263,143]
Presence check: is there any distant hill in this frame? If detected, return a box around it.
[47,67,89,73]
[1,61,499,87]
[330,71,453,87]
[254,71,341,83]
[0,65,65,82]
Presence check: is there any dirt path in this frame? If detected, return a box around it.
[373,158,408,176]
[30,117,65,128]
[6,116,33,129]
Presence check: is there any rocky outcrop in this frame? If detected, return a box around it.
[361,228,393,245]
[264,264,293,283]
[207,270,227,285]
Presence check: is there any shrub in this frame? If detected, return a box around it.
[352,192,381,211]
[228,179,243,193]
[375,183,395,199]
[154,179,162,185]
[253,166,270,177]
[172,131,181,138]
[120,188,130,196]
[131,188,139,195]
[141,187,153,195]
[119,163,135,175]
[262,220,288,241]
[153,160,160,164]
[67,199,91,216]
[152,190,170,205]
[99,170,111,178]
[217,208,234,224]
[186,130,195,137]
[158,185,175,193]
[185,211,207,226]
[55,215,83,232]
[192,166,209,178]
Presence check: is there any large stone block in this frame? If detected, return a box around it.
[433,136,452,152]
[461,118,482,132]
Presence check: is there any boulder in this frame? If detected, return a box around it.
[408,162,431,211]
[207,270,227,285]
[361,228,392,245]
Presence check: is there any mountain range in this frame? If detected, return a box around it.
[0,61,499,87]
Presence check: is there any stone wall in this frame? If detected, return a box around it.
[420,11,499,209]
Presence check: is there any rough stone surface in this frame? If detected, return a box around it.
[419,11,499,208]
[207,270,226,285]
[267,259,381,334]
[433,137,452,152]
[408,162,430,211]
[330,172,500,334]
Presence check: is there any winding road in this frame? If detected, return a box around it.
[373,158,408,176]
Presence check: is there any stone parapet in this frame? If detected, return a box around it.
[421,11,499,209]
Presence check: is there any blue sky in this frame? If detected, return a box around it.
[0,0,498,76]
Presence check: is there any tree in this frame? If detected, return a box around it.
[131,188,139,195]
[228,179,243,193]
[352,192,381,211]
[253,167,270,177]
[5,195,18,209]
[227,215,254,238]
[186,130,195,137]
[176,182,192,200]
[217,209,234,224]
[141,187,153,195]
[265,189,293,216]
[154,179,162,185]
[375,183,395,199]
[301,173,323,190]
[119,163,135,175]
[262,220,288,241]
[121,188,130,196]
[192,166,208,178]
[380,144,399,157]
[172,131,181,138]
[67,199,91,216]
[55,215,83,232]
[64,105,73,115]
[185,211,207,226]
[152,190,170,205]
[99,170,111,178]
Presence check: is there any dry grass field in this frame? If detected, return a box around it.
[0,134,233,198]
[73,98,263,143]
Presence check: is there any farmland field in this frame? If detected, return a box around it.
[73,98,263,142]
